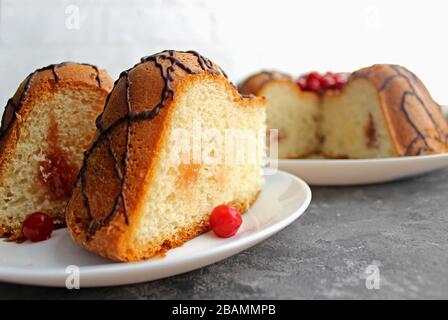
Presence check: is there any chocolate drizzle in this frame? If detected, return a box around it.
[351,64,447,155]
[81,63,102,88]
[238,70,292,95]
[0,62,103,142]
[80,50,226,239]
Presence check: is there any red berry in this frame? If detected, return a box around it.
[22,212,54,242]
[297,77,307,90]
[334,73,349,89]
[321,73,337,89]
[307,71,323,82]
[332,82,343,90]
[210,205,242,238]
[306,77,322,92]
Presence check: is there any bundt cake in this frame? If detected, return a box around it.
[0,62,113,240]
[239,64,448,158]
[66,50,266,262]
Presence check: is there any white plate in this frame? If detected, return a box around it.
[0,170,311,288]
[278,153,448,186]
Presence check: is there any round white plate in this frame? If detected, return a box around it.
[278,153,448,186]
[0,170,311,288]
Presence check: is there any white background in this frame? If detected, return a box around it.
[0,0,447,106]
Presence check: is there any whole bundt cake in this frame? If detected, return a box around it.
[239,64,448,159]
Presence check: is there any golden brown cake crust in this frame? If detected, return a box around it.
[351,64,448,156]
[0,62,113,239]
[66,50,264,262]
[238,70,293,96]
[238,71,317,103]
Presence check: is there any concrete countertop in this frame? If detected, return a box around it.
[1,168,447,299]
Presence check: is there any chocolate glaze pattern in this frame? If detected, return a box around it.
[81,50,226,239]
[238,70,292,95]
[0,62,103,142]
[351,64,448,156]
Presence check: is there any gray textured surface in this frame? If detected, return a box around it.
[1,168,448,299]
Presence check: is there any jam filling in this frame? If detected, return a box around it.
[365,113,378,149]
[38,116,78,200]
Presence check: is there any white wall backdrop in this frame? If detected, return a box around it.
[0,0,447,106]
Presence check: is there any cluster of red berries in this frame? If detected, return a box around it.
[297,71,348,93]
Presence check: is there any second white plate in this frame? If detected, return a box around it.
[278,153,448,186]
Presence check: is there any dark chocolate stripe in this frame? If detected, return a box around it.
[80,63,102,88]
[238,70,292,93]
[354,64,445,156]
[82,50,225,239]
[400,90,430,155]
[386,65,444,154]
[379,75,398,91]
[0,62,103,142]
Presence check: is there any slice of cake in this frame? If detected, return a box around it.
[240,65,448,159]
[239,71,320,158]
[66,50,266,262]
[0,62,113,240]
[321,65,448,158]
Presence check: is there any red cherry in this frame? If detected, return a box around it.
[332,82,343,90]
[22,212,54,242]
[335,73,349,85]
[298,72,324,93]
[297,77,307,90]
[306,77,322,92]
[307,71,323,82]
[321,73,337,89]
[210,205,242,238]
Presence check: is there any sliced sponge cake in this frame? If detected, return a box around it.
[66,50,266,261]
[0,62,113,240]
[239,71,320,158]
[321,65,448,157]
